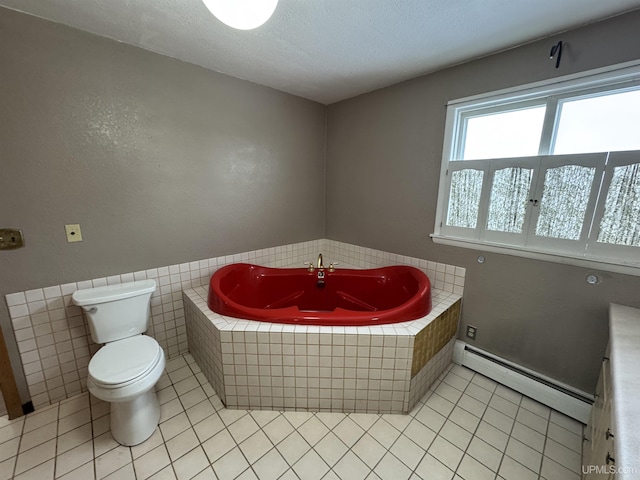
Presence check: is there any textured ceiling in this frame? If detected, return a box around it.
[2,0,640,104]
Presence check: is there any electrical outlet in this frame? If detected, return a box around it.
[466,325,477,340]
[65,224,83,243]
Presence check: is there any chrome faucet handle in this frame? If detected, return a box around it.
[303,262,315,272]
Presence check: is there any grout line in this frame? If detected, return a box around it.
[0,359,586,480]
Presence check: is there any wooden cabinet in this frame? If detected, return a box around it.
[584,346,616,479]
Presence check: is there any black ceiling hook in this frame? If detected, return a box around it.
[550,41,563,69]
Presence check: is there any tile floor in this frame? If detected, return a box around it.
[0,354,584,480]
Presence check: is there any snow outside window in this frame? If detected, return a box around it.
[433,62,640,273]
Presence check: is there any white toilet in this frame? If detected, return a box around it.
[72,279,166,446]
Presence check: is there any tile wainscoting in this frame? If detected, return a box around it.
[4,239,465,411]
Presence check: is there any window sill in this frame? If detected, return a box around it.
[430,234,640,277]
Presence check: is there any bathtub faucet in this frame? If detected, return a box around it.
[317,253,324,270]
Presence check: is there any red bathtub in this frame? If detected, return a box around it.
[207,263,432,326]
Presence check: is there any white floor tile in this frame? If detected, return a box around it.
[448,406,480,433]
[494,385,522,405]
[18,421,57,452]
[505,437,543,473]
[352,433,387,468]
[464,383,493,404]
[54,440,93,477]
[58,460,96,480]
[520,396,551,419]
[252,448,289,480]
[544,438,582,472]
[296,416,329,446]
[227,414,259,444]
[57,423,92,455]
[414,453,455,480]
[14,439,56,476]
[367,418,401,449]
[314,432,348,467]
[439,420,472,451]
[14,458,54,480]
[348,413,379,431]
[456,393,487,418]
[403,419,437,448]
[0,359,585,480]
[315,411,346,430]
[291,449,329,480]
[95,445,132,479]
[166,428,200,462]
[332,417,365,447]
[201,428,235,464]
[546,422,582,454]
[146,464,175,480]
[414,405,446,432]
[22,405,58,433]
[482,407,515,434]
[474,420,509,452]
[466,436,502,472]
[549,410,583,436]
[470,374,498,393]
[489,394,519,418]
[275,431,311,465]
[172,446,209,480]
[540,455,581,480]
[210,446,249,480]
[0,418,24,445]
[425,393,456,417]
[192,413,225,443]
[498,455,538,480]
[375,451,412,480]
[133,444,170,479]
[511,420,546,452]
[261,415,294,446]
[434,383,463,404]
[428,436,463,472]
[456,454,494,480]
[333,451,371,480]
[442,371,471,391]
[389,434,426,470]
[58,408,91,435]
[516,407,548,435]
[238,430,273,464]
[159,412,190,441]
[131,429,164,460]
[104,463,136,480]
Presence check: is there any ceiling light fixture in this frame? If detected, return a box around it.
[201,0,279,30]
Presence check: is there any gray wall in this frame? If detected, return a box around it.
[3,5,639,404]
[326,10,640,393]
[0,8,326,402]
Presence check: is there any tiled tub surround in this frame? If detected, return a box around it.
[184,285,462,414]
[4,238,465,411]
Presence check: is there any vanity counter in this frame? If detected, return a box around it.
[609,303,640,479]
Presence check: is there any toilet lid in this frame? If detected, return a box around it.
[89,335,161,386]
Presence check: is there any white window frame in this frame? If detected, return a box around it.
[432,61,640,276]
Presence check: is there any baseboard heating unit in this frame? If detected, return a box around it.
[453,341,593,424]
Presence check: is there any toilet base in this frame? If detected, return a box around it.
[110,389,161,446]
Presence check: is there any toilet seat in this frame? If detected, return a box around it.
[89,335,162,388]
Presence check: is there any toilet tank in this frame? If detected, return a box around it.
[72,280,156,344]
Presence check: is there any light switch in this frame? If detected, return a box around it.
[65,224,83,243]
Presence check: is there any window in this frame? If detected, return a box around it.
[433,62,640,274]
